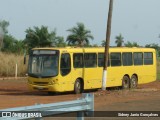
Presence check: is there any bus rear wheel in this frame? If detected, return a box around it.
[122,76,130,89]
[74,79,82,94]
[130,75,138,89]
[48,92,57,95]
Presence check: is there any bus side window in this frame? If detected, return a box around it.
[98,53,110,67]
[144,52,153,65]
[134,52,143,65]
[110,53,121,66]
[122,52,133,66]
[60,53,71,76]
[84,53,97,68]
[73,53,84,68]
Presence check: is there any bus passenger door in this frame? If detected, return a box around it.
[59,53,73,92]
[72,53,84,85]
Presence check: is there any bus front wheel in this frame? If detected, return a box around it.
[122,76,130,89]
[130,75,138,89]
[74,79,82,94]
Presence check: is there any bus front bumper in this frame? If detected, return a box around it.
[28,83,63,92]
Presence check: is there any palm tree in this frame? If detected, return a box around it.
[115,34,124,47]
[124,41,139,47]
[14,40,25,54]
[101,40,106,47]
[66,23,94,47]
[24,26,63,52]
[55,36,66,47]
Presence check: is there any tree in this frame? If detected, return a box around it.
[145,43,160,57]
[115,34,124,47]
[0,20,9,51]
[54,36,66,47]
[13,40,25,54]
[0,20,9,34]
[2,35,24,54]
[101,40,106,47]
[24,26,63,52]
[92,44,98,47]
[2,35,15,52]
[145,43,159,50]
[124,41,139,47]
[66,23,94,46]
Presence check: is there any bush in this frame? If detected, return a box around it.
[0,52,27,77]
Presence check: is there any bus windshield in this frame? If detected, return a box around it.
[28,50,59,77]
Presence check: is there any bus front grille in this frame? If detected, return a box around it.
[33,87,48,90]
[34,82,49,85]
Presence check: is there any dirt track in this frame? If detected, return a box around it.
[0,78,160,119]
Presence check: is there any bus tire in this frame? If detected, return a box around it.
[48,92,57,95]
[122,76,130,89]
[130,75,138,89]
[74,79,82,94]
[48,92,54,95]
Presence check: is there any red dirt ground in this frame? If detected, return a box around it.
[0,78,160,119]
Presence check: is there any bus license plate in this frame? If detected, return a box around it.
[36,87,44,90]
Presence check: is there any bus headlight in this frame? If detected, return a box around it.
[48,81,53,85]
[52,80,56,84]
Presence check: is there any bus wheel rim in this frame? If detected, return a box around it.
[132,78,136,87]
[76,82,81,93]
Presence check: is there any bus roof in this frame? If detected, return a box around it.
[32,47,155,53]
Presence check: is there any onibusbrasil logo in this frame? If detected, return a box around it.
[1,112,42,118]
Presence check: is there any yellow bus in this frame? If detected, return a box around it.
[27,47,157,94]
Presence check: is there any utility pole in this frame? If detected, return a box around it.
[102,0,114,90]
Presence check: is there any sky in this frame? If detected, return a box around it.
[0,0,160,46]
